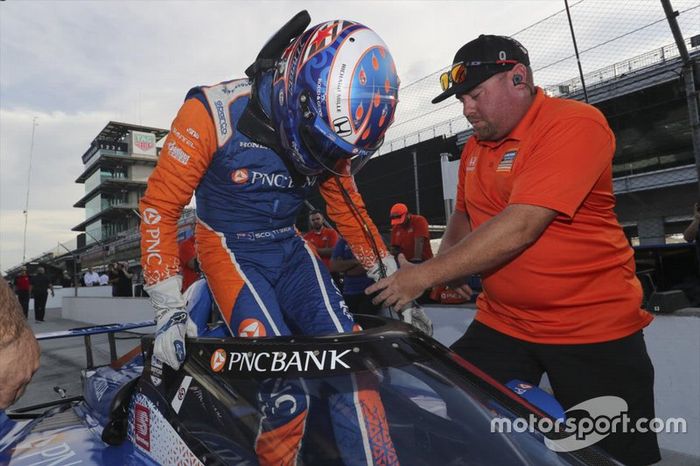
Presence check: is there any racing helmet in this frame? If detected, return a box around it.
[271,20,399,176]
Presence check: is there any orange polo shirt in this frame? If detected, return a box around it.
[455,89,652,344]
[303,227,339,270]
[391,214,434,261]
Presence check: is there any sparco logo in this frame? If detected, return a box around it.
[214,100,228,135]
[223,349,352,373]
[142,208,162,265]
[231,168,249,184]
[210,349,227,372]
[142,208,161,225]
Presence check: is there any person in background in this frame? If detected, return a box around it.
[683,201,700,272]
[178,232,199,293]
[30,267,53,323]
[303,210,339,271]
[114,262,133,297]
[0,278,40,409]
[99,269,110,286]
[83,267,99,287]
[369,34,659,465]
[331,236,380,316]
[13,267,30,318]
[60,270,73,288]
[390,203,433,263]
[107,263,120,296]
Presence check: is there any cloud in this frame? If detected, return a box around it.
[0,0,571,272]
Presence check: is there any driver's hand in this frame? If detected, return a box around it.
[146,276,197,370]
[154,308,198,370]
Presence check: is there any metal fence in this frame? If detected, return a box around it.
[8,1,700,275]
[378,0,700,154]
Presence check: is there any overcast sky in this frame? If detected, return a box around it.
[0,0,608,272]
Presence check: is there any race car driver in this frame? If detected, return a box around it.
[140,12,402,466]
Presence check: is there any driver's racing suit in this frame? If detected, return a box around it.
[140,78,398,466]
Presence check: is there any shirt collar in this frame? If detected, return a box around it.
[474,87,545,148]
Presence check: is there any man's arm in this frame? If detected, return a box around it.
[412,215,431,261]
[683,203,700,242]
[0,279,40,409]
[330,256,361,273]
[139,97,215,370]
[369,204,557,309]
[319,163,389,271]
[438,209,472,254]
[140,98,215,288]
[414,237,425,261]
[316,246,335,258]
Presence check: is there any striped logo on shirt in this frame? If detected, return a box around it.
[497,150,518,172]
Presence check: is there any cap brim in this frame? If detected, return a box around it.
[391,214,407,225]
[431,65,515,104]
[431,80,478,104]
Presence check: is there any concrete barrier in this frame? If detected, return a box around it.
[61,296,154,333]
[28,285,115,312]
[424,305,700,457]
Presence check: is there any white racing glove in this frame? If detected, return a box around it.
[145,276,198,370]
[367,255,398,282]
[400,305,434,336]
[368,255,433,336]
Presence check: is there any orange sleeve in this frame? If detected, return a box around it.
[319,160,388,270]
[509,117,614,218]
[140,98,217,286]
[454,141,472,213]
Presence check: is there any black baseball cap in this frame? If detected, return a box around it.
[432,35,530,104]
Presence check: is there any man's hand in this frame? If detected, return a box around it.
[146,276,197,370]
[367,255,429,311]
[444,278,474,300]
[0,327,40,409]
[154,308,198,370]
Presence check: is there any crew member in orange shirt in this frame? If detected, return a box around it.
[177,231,198,293]
[303,210,339,271]
[369,35,659,465]
[390,203,433,262]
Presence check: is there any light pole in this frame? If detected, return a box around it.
[22,117,39,262]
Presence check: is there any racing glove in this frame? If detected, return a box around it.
[145,276,198,370]
[368,255,434,336]
[401,305,434,336]
[367,255,398,282]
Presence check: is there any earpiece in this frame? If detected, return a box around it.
[512,74,523,86]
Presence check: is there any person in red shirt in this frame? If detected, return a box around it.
[369,35,659,465]
[390,203,433,263]
[178,233,198,293]
[303,210,339,271]
[12,267,30,318]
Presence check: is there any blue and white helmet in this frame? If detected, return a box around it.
[271,20,399,176]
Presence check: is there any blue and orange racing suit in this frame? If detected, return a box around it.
[140,78,397,466]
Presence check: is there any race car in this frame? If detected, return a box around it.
[0,285,621,465]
